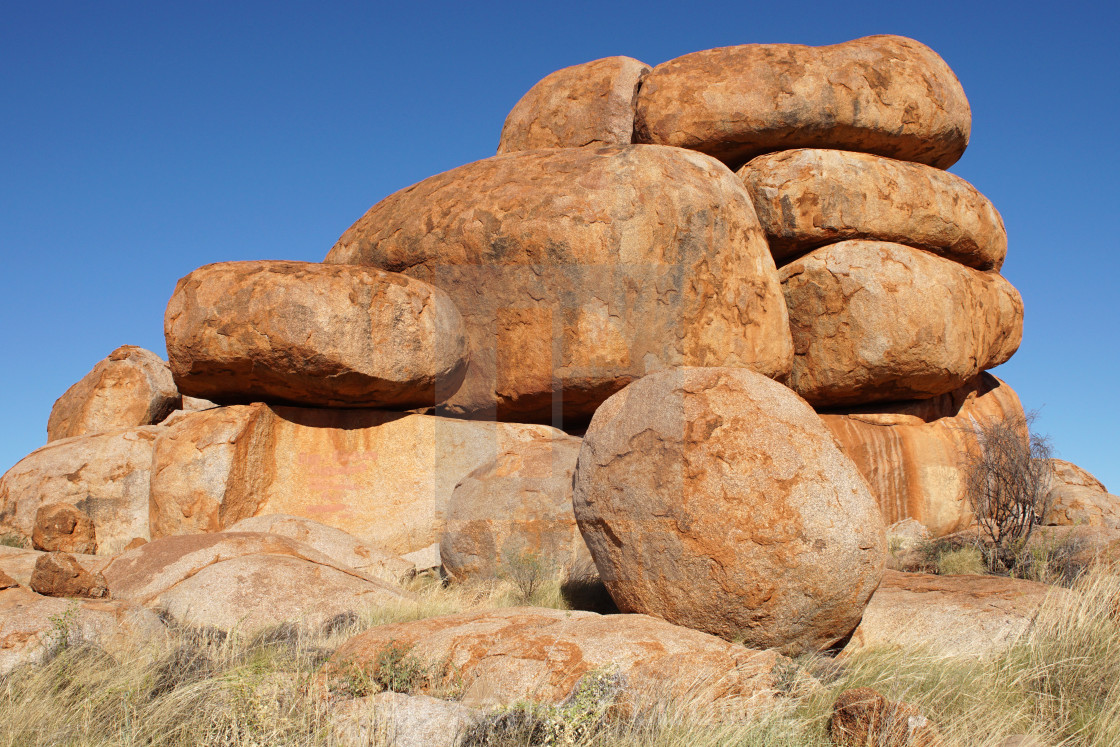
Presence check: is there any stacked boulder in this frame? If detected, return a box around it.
[0,33,1092,676]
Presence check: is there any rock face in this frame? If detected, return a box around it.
[497,56,649,153]
[0,427,161,555]
[148,404,566,556]
[330,692,478,747]
[739,149,1006,269]
[830,688,941,747]
[781,241,1023,407]
[29,552,109,599]
[225,515,415,583]
[327,145,793,425]
[634,35,970,170]
[101,533,412,632]
[1042,460,1120,529]
[573,367,885,655]
[843,570,1052,658]
[441,435,590,581]
[821,374,1026,537]
[330,607,790,712]
[0,585,166,675]
[32,503,96,554]
[165,261,469,409]
[46,346,180,442]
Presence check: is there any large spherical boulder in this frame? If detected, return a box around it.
[739,148,1006,270]
[165,261,469,409]
[326,145,793,426]
[573,367,885,655]
[634,35,970,170]
[781,240,1023,407]
[497,56,649,153]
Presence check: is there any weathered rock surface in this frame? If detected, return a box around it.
[327,145,793,425]
[165,261,469,409]
[47,346,179,442]
[101,533,412,632]
[0,546,108,588]
[821,374,1026,536]
[331,607,790,713]
[497,56,649,153]
[0,427,161,554]
[330,692,478,747]
[32,503,96,554]
[843,570,1052,658]
[1042,460,1119,529]
[739,148,1005,269]
[441,434,589,581]
[782,241,1023,407]
[0,569,17,590]
[148,404,566,556]
[0,585,165,675]
[830,687,941,747]
[573,367,885,654]
[225,515,415,583]
[30,552,109,599]
[634,35,970,170]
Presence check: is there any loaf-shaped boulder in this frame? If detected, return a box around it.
[820,374,1026,536]
[327,145,793,425]
[573,367,885,655]
[47,345,179,442]
[497,56,649,153]
[165,261,469,409]
[634,35,970,170]
[782,241,1023,407]
[739,149,1006,269]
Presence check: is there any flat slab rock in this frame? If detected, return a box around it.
[327,144,792,426]
[165,261,468,409]
[497,55,649,153]
[330,607,791,714]
[100,532,413,633]
[781,240,1023,407]
[739,148,1006,270]
[634,35,970,170]
[843,570,1054,658]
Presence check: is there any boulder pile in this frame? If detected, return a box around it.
[1,34,1104,718]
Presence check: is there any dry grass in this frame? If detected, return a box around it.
[1,563,1118,746]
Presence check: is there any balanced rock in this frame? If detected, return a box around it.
[0,585,165,675]
[32,503,96,554]
[330,607,791,713]
[573,367,885,654]
[739,148,1006,269]
[225,515,416,583]
[1042,460,1120,529]
[46,345,179,442]
[101,532,412,632]
[843,570,1052,658]
[149,404,567,556]
[830,687,941,747]
[821,374,1026,536]
[497,56,650,153]
[0,426,160,554]
[782,240,1023,407]
[441,434,590,581]
[634,35,970,170]
[327,144,793,425]
[165,261,469,409]
[29,552,109,599]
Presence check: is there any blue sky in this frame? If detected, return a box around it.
[2,1,1117,489]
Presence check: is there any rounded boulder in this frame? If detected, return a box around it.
[573,367,885,655]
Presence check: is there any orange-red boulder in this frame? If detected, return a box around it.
[29,552,109,599]
[497,56,649,153]
[31,503,96,554]
[634,35,970,170]
[327,145,793,426]
[573,367,885,655]
[1042,460,1120,529]
[782,241,1023,407]
[165,261,468,409]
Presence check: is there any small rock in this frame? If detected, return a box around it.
[830,687,941,746]
[123,537,147,552]
[0,569,17,590]
[32,503,96,554]
[330,692,477,747]
[30,552,109,599]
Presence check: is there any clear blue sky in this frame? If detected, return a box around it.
[2,1,1117,489]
